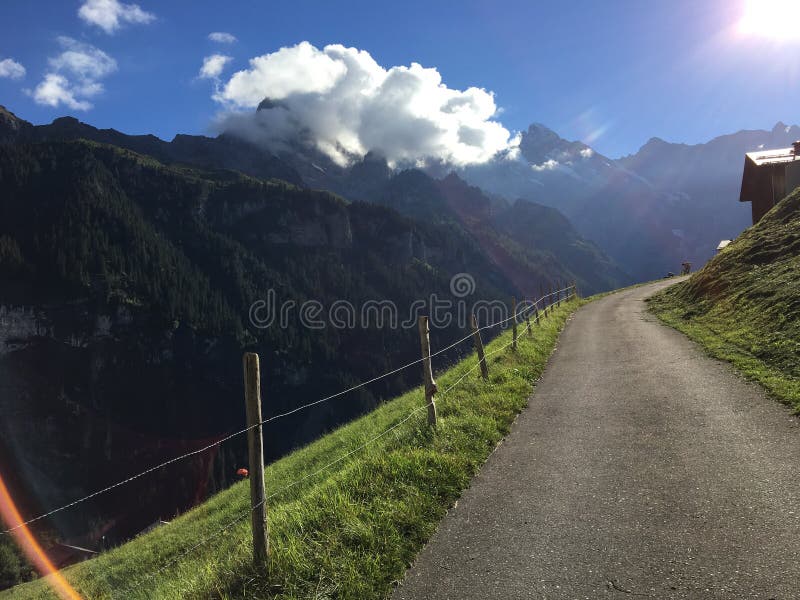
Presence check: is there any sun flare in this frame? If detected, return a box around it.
[739,0,800,42]
[0,473,83,600]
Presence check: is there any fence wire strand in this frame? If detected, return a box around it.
[2,286,575,536]
[110,289,575,598]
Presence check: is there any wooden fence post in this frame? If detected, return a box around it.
[557,280,562,307]
[535,298,540,326]
[540,283,547,318]
[511,296,518,351]
[470,314,489,380]
[243,352,269,565]
[543,284,548,317]
[418,316,438,426]
[525,298,532,335]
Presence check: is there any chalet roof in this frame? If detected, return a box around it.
[740,144,800,203]
[745,147,797,166]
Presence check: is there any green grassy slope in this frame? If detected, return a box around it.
[3,298,581,600]
[648,187,800,409]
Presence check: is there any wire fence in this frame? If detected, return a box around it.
[1,284,574,538]
[112,286,577,598]
[3,285,576,600]
[3,283,578,600]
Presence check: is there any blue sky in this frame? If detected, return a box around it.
[0,0,798,158]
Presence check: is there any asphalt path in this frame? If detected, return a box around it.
[392,279,800,599]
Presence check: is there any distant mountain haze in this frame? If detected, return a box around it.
[617,122,800,260]
[460,121,800,279]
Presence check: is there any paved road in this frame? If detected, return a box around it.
[392,279,800,599]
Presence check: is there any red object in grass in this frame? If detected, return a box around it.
[236,468,249,477]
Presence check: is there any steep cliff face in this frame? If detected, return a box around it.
[0,306,42,353]
[492,198,631,294]
[372,170,631,295]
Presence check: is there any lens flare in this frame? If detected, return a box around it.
[739,0,800,42]
[0,473,83,600]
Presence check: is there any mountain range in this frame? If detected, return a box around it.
[0,104,626,570]
[6,104,795,281]
[461,121,800,277]
[0,101,795,579]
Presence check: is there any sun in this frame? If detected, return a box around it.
[739,0,800,42]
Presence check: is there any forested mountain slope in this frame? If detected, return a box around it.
[0,105,626,572]
[0,138,525,554]
[0,105,630,297]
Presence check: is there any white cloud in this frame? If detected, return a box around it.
[199,54,233,79]
[32,74,93,110]
[503,132,523,161]
[31,38,117,111]
[78,0,155,34]
[579,147,594,158]
[218,42,346,106]
[49,37,117,79]
[214,42,512,167]
[0,58,26,79]
[531,159,559,171]
[209,32,237,44]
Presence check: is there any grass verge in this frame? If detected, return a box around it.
[648,292,800,409]
[647,189,800,411]
[3,298,581,600]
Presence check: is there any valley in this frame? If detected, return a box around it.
[0,66,798,599]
